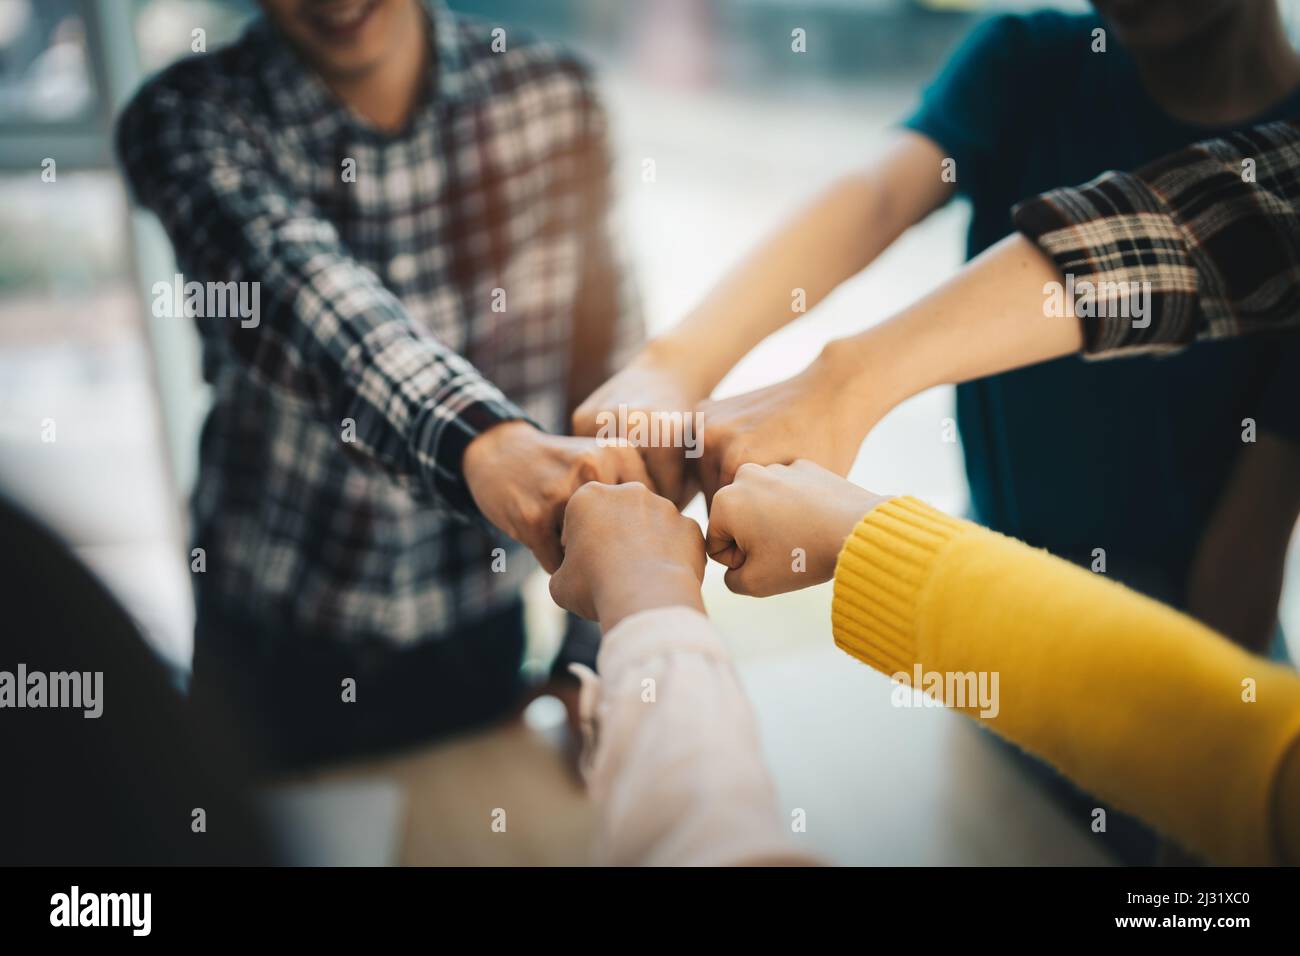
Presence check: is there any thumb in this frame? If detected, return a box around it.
[643,445,685,506]
[615,446,658,495]
[704,495,744,570]
[548,561,585,618]
[723,563,758,597]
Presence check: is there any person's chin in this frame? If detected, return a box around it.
[1095,0,1236,51]
[295,0,391,72]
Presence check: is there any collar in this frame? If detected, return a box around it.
[423,0,474,105]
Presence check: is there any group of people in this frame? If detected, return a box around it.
[89,0,1300,864]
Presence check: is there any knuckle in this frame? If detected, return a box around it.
[539,481,569,508]
[570,479,603,505]
[723,442,753,467]
[721,456,749,485]
[515,500,544,529]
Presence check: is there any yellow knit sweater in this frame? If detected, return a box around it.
[831,496,1300,865]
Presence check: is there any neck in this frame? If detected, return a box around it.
[1128,2,1300,126]
[327,4,429,132]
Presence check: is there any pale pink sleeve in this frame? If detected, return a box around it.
[573,606,819,866]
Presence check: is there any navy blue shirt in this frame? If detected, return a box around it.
[904,11,1300,605]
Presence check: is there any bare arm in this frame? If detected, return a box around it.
[830,231,1081,415]
[647,131,953,394]
[572,132,953,501]
[695,232,1080,493]
[698,119,1300,491]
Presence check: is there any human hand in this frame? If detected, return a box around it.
[695,340,883,504]
[705,459,889,596]
[549,481,706,630]
[571,344,711,509]
[463,421,654,573]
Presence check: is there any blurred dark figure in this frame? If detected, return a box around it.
[0,493,275,864]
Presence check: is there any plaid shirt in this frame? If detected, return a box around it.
[116,1,640,645]
[1013,119,1300,356]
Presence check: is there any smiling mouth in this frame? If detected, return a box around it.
[306,0,381,42]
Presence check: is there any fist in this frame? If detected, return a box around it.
[550,481,706,627]
[696,343,875,505]
[463,422,653,573]
[571,352,709,509]
[705,460,888,596]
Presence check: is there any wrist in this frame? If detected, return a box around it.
[641,332,724,399]
[592,560,705,634]
[818,332,905,417]
[816,488,893,579]
[463,420,538,510]
[465,419,534,467]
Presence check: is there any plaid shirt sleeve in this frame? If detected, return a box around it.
[1012,119,1300,357]
[115,75,531,515]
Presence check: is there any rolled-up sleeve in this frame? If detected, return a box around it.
[1012,119,1300,356]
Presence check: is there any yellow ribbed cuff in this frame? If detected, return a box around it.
[831,496,973,676]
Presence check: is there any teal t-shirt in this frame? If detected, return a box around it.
[904,10,1300,606]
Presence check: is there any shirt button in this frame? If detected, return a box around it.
[388,253,417,284]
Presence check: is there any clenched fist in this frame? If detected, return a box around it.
[463,421,653,573]
[550,481,706,630]
[571,347,711,509]
[696,341,884,504]
[705,459,888,597]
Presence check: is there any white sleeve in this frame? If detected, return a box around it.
[572,606,819,867]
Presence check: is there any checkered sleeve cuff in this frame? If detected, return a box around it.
[1012,171,1200,356]
[1013,119,1300,357]
[410,384,537,516]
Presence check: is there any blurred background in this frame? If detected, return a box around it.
[2,0,1299,864]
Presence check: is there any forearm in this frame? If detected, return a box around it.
[832,497,1300,864]
[653,177,889,392]
[585,606,816,866]
[1013,119,1300,352]
[654,134,951,394]
[590,563,705,635]
[828,232,1080,415]
[826,120,1300,417]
